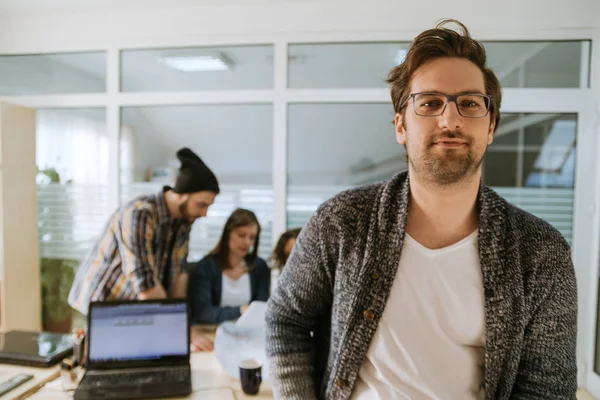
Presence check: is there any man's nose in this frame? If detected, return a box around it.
[438,100,463,131]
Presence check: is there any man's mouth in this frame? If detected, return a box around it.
[433,138,468,148]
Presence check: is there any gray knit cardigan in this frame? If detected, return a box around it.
[266,171,577,400]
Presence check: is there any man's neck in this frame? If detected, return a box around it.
[164,190,181,220]
[406,169,480,250]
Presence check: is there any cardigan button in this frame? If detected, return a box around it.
[363,310,375,321]
[372,272,380,280]
[336,378,347,388]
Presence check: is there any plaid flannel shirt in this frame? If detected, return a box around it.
[68,188,191,315]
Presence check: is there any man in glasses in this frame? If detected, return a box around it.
[266,19,577,400]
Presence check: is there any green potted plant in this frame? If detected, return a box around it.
[37,166,79,333]
[40,258,77,332]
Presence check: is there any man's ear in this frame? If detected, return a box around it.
[177,193,189,204]
[487,117,496,145]
[395,113,406,145]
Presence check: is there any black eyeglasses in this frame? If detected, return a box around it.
[400,92,493,118]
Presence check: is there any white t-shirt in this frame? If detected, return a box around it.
[351,231,486,400]
[220,273,251,307]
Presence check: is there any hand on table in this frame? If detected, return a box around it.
[190,329,214,352]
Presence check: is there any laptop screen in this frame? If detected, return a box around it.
[88,301,188,363]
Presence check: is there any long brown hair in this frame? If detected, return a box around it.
[209,208,261,270]
[271,227,301,272]
[387,19,502,131]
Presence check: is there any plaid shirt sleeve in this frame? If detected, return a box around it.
[174,225,191,275]
[119,207,158,293]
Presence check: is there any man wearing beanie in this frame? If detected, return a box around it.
[68,148,219,322]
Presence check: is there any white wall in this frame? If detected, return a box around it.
[0,0,598,52]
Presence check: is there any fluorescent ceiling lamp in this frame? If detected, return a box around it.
[158,55,230,72]
[395,49,408,65]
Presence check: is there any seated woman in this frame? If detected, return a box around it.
[188,208,270,325]
[271,227,301,273]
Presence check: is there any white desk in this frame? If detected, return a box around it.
[0,363,59,400]
[2,351,272,400]
[1,357,598,400]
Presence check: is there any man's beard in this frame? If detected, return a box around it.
[178,200,195,224]
[407,131,485,186]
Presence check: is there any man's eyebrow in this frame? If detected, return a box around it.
[455,89,487,96]
[418,89,487,95]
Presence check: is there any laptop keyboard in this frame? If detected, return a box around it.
[85,368,189,387]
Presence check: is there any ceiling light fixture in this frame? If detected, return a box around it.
[158,54,231,72]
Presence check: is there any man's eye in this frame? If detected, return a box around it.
[421,100,443,108]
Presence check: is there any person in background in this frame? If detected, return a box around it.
[68,147,219,352]
[271,227,301,273]
[188,208,271,325]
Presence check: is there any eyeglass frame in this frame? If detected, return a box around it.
[399,92,494,119]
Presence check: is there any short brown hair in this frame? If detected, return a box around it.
[209,208,261,271]
[387,19,502,130]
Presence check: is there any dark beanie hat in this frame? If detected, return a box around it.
[173,148,220,194]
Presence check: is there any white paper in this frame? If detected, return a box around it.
[235,301,267,329]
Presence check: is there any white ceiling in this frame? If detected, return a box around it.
[0,52,104,94]
[121,46,274,92]
[0,0,316,14]
[122,104,274,177]
[121,103,401,185]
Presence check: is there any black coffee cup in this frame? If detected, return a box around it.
[239,359,262,395]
